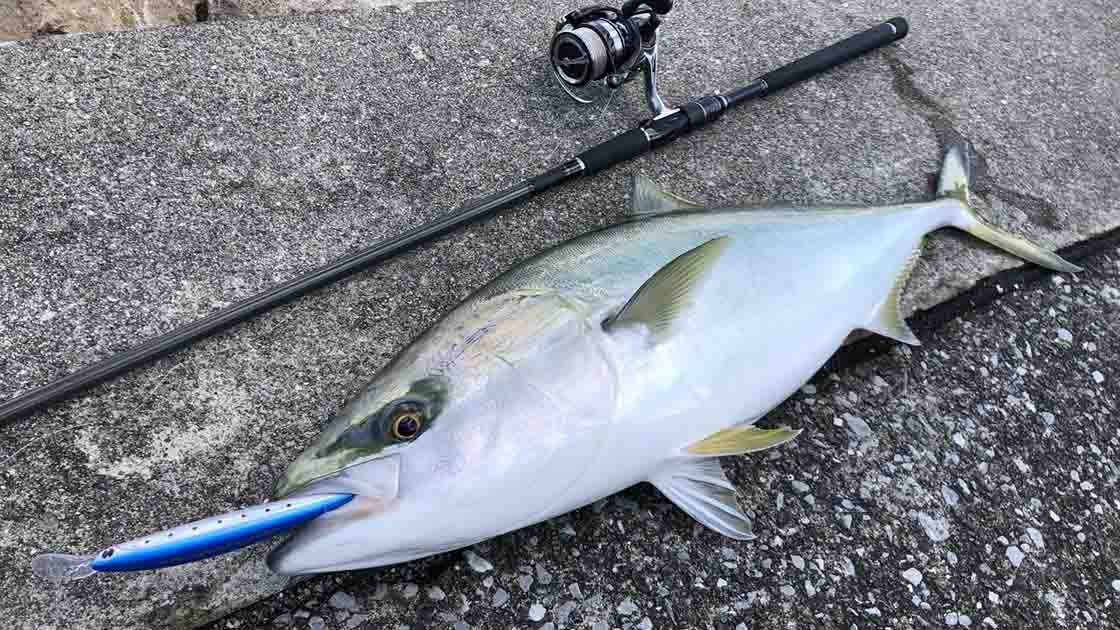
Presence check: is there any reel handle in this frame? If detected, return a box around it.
[754,17,908,95]
[621,0,672,16]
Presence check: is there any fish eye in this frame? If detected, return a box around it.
[390,408,423,441]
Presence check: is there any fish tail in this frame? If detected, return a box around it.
[940,143,1081,273]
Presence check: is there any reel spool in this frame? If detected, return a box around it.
[549,0,674,116]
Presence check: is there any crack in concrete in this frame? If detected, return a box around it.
[882,51,1063,230]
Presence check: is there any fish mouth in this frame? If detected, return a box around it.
[266,454,401,575]
[274,453,401,500]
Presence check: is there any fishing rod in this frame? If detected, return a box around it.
[0,5,908,426]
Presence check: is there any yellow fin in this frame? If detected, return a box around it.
[628,174,705,217]
[862,242,922,346]
[686,425,802,456]
[606,236,732,342]
[940,143,1080,273]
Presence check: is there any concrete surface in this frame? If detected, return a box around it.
[0,0,1117,628]
[206,0,443,22]
[203,239,1120,630]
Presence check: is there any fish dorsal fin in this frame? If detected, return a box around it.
[650,458,754,540]
[687,424,802,456]
[605,236,732,342]
[629,174,705,217]
[861,241,923,346]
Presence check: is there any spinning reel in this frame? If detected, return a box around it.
[549,0,674,116]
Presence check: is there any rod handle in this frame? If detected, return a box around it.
[756,17,908,95]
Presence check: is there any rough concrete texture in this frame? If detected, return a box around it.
[0,0,1117,628]
[207,0,443,21]
[203,242,1120,629]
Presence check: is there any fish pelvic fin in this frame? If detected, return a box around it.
[862,241,923,346]
[650,458,754,540]
[605,236,732,342]
[628,173,705,217]
[940,143,1081,273]
[686,424,802,456]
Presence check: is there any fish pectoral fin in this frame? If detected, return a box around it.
[686,424,802,456]
[861,243,922,346]
[650,458,754,540]
[605,236,732,342]
[628,173,705,217]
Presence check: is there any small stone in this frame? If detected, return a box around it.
[844,414,872,439]
[902,567,923,586]
[569,583,583,599]
[636,617,653,630]
[946,611,959,625]
[716,578,728,588]
[917,512,950,542]
[791,555,805,570]
[959,614,973,626]
[492,589,509,608]
[1056,328,1073,343]
[617,598,639,615]
[482,576,493,588]
[1111,579,1120,592]
[555,601,578,624]
[1026,527,1044,549]
[942,484,960,507]
[272,614,292,626]
[293,611,311,619]
[308,617,326,630]
[780,585,796,597]
[1092,370,1105,384]
[805,579,816,597]
[865,607,882,617]
[528,603,547,622]
[560,524,577,536]
[402,583,419,599]
[791,480,810,494]
[839,514,853,530]
[518,574,534,592]
[427,586,447,601]
[329,591,358,611]
[1006,545,1025,568]
[988,592,999,604]
[947,551,959,565]
[801,384,817,394]
[464,550,493,573]
[535,563,553,585]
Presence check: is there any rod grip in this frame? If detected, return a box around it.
[757,17,908,95]
[576,128,651,175]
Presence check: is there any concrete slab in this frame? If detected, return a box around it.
[0,0,1117,628]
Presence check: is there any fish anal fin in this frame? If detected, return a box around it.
[862,242,922,346]
[686,425,802,456]
[605,236,732,342]
[628,174,705,217]
[650,458,754,540]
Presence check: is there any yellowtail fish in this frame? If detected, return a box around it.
[256,145,1077,573]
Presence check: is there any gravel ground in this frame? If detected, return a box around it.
[202,238,1120,630]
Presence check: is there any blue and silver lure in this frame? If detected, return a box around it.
[31,493,352,581]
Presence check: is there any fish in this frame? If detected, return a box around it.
[31,494,353,581]
[274,144,1076,574]
[266,145,1078,574]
